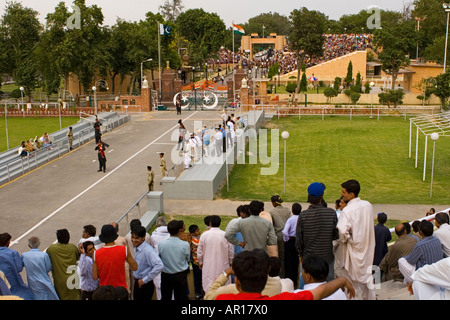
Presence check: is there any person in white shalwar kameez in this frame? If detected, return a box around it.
[335,179,376,300]
[197,215,234,293]
[408,257,450,300]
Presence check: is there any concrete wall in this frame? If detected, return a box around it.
[162,110,265,200]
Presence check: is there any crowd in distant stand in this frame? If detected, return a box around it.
[1,178,449,301]
[209,34,373,77]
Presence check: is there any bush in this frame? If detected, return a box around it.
[286,82,297,93]
[378,89,404,108]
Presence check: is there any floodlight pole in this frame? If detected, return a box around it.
[444,4,450,73]
[430,133,439,197]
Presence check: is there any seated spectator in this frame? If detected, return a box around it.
[399,220,444,284]
[434,212,450,257]
[379,224,418,282]
[40,133,53,150]
[294,255,347,300]
[215,249,354,300]
[18,141,29,157]
[411,220,422,241]
[268,256,294,293]
[407,256,450,300]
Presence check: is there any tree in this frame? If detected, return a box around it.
[373,20,418,89]
[289,7,327,101]
[378,89,405,108]
[176,9,226,67]
[159,0,184,22]
[344,61,353,87]
[323,87,338,104]
[0,1,42,100]
[241,12,290,36]
[433,71,450,109]
[299,63,307,92]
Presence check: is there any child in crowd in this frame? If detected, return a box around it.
[188,224,204,299]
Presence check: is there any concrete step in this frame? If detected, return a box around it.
[376,280,414,300]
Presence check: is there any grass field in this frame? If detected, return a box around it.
[0,117,80,152]
[219,116,450,205]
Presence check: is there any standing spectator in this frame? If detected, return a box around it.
[379,224,417,282]
[225,205,250,257]
[92,224,138,289]
[67,126,74,151]
[150,217,170,299]
[335,179,376,300]
[77,240,98,300]
[373,212,392,266]
[176,120,186,151]
[21,236,59,300]
[147,166,154,191]
[269,195,291,277]
[188,224,203,299]
[282,202,302,287]
[197,215,234,293]
[131,226,164,300]
[158,220,191,300]
[433,212,450,257]
[0,233,34,300]
[213,128,223,157]
[46,229,80,300]
[296,182,338,283]
[225,200,277,254]
[95,139,109,173]
[78,224,101,250]
[398,220,444,284]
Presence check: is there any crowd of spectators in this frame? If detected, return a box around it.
[1,178,448,301]
[208,33,373,78]
[17,132,54,157]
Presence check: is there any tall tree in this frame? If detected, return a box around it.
[289,7,327,100]
[159,0,184,22]
[176,9,226,67]
[0,1,42,100]
[373,19,418,89]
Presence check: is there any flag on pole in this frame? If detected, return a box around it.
[232,24,245,35]
[160,24,173,36]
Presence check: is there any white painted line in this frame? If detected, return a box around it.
[10,112,198,247]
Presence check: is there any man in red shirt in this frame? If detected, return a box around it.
[92,224,137,289]
[215,249,354,300]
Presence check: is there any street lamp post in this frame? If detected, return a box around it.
[443,4,450,73]
[281,131,289,194]
[370,81,375,118]
[92,80,109,115]
[19,87,24,117]
[430,132,439,197]
[141,58,153,90]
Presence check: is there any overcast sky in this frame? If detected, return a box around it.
[1,0,412,26]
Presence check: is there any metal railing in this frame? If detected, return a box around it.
[116,190,149,234]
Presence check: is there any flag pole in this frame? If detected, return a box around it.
[232,22,235,106]
[158,23,162,104]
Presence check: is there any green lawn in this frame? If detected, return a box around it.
[0,117,80,152]
[219,116,450,205]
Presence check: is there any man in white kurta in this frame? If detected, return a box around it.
[335,179,376,300]
[197,215,234,293]
[409,256,450,300]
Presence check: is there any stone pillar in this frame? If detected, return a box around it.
[161,61,176,106]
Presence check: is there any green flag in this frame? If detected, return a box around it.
[160,24,172,36]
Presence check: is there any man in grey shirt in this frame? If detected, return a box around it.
[225,201,277,253]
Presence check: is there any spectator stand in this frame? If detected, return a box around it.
[0,111,130,185]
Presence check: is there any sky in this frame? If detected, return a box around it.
[0,0,412,27]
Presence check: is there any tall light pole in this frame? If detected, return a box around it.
[92,80,109,115]
[282,131,289,194]
[19,86,24,117]
[443,4,450,73]
[141,58,153,89]
[430,132,439,197]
